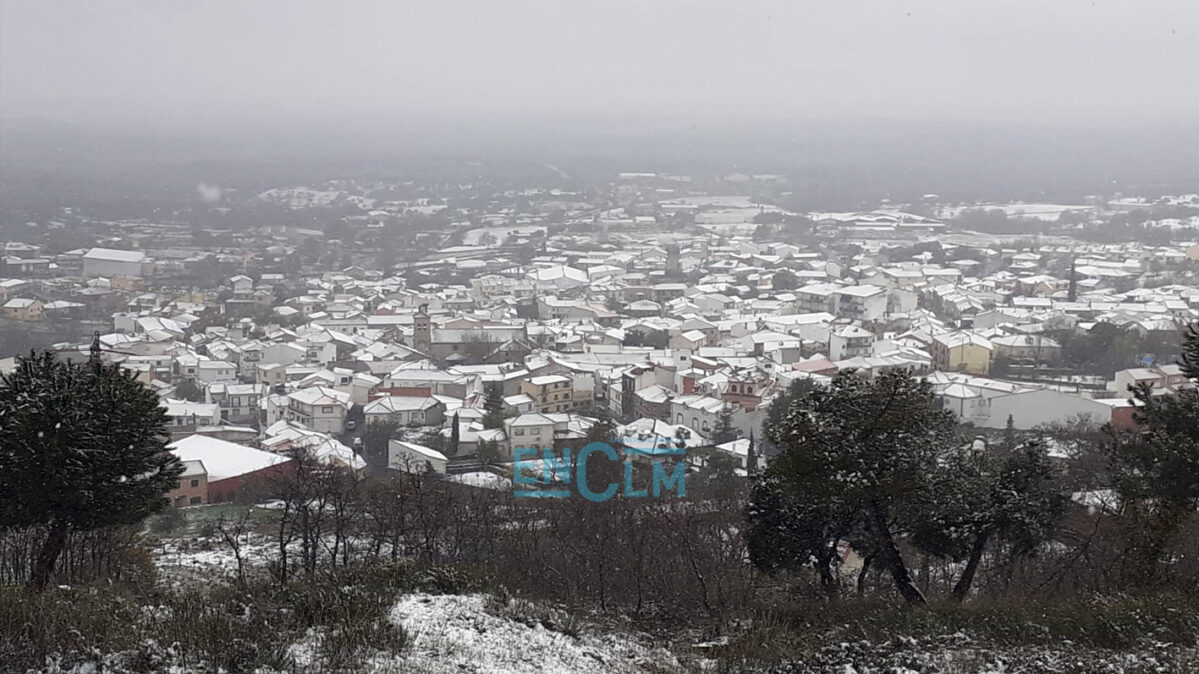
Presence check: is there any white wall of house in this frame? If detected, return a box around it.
[388,440,448,474]
[288,401,347,434]
[195,362,238,384]
[261,343,307,366]
[981,389,1111,430]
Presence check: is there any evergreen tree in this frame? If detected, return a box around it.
[482,384,507,429]
[761,378,819,449]
[746,474,859,597]
[476,439,503,465]
[484,383,504,413]
[1067,256,1078,303]
[710,404,739,445]
[1106,325,1199,585]
[746,429,758,476]
[1180,322,1199,380]
[362,420,401,475]
[761,369,961,604]
[0,351,183,591]
[910,440,1066,600]
[173,378,205,403]
[772,268,799,290]
[450,412,461,454]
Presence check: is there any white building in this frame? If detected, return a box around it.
[835,285,888,322]
[82,248,147,278]
[388,440,448,474]
[195,360,238,384]
[286,386,350,434]
[364,395,445,427]
[829,325,875,361]
[163,400,222,435]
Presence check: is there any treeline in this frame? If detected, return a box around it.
[207,442,752,622]
[10,338,1199,669]
[746,326,1199,605]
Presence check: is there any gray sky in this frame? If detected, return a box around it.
[2,0,1198,128]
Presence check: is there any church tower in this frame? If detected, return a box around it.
[414,303,432,354]
[666,242,681,278]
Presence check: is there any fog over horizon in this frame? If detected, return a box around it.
[3,0,1198,129]
[3,0,1199,204]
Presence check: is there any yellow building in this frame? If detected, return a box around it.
[521,374,574,414]
[931,331,993,375]
[1,298,44,322]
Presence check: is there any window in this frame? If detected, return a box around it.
[322,406,334,414]
[189,496,202,505]
[514,428,524,436]
[190,479,200,488]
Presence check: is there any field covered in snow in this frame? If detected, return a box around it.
[346,594,684,674]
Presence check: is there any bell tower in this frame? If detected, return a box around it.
[414,303,431,353]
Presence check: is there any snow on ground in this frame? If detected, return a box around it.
[152,534,278,583]
[941,202,1093,221]
[384,594,683,674]
[445,471,513,490]
[462,225,546,246]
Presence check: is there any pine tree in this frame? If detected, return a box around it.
[1106,325,1199,586]
[762,368,962,604]
[482,384,507,429]
[710,404,739,445]
[1179,322,1199,380]
[746,429,758,476]
[761,377,819,450]
[362,419,400,474]
[0,351,183,591]
[1067,256,1078,302]
[484,383,504,413]
[910,440,1066,600]
[746,474,858,597]
[450,411,461,454]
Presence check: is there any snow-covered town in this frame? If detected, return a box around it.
[8,2,1199,672]
[2,185,1197,497]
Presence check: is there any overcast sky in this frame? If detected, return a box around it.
[2,0,1198,130]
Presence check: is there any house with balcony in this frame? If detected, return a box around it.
[521,374,575,413]
[286,386,350,434]
[206,382,267,426]
[835,285,888,322]
[829,325,875,361]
